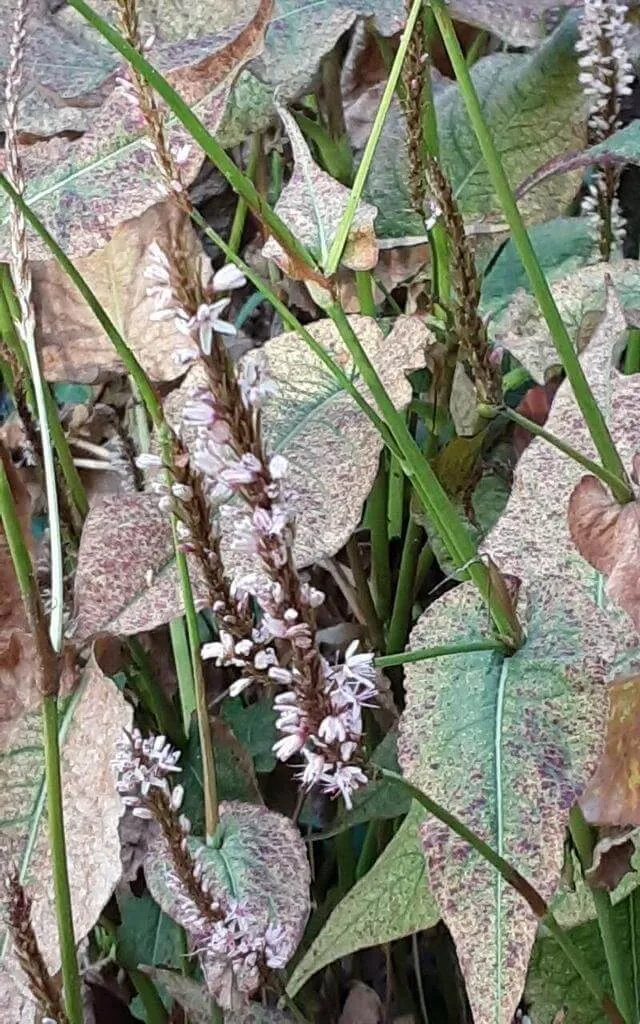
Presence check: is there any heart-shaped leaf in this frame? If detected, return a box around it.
[398,575,620,1024]
[287,801,439,997]
[73,492,209,644]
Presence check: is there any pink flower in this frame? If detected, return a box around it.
[321,764,368,809]
[273,731,306,761]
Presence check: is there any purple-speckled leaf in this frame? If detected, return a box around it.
[146,801,310,1000]
[0,0,272,260]
[398,575,622,1024]
[73,493,209,644]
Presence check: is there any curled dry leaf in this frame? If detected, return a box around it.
[492,260,640,384]
[145,801,310,1004]
[580,676,640,826]
[33,202,210,384]
[585,827,638,890]
[165,315,430,569]
[568,475,640,633]
[73,493,209,645]
[0,651,132,1007]
[398,575,618,1024]
[262,106,377,277]
[0,0,273,260]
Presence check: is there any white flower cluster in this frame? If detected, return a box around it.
[114,729,184,819]
[576,0,634,246]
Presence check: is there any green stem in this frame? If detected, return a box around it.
[129,970,169,1024]
[569,806,634,1022]
[430,0,632,504]
[0,269,88,519]
[367,463,392,622]
[66,0,321,282]
[413,543,434,599]
[169,615,196,733]
[488,405,628,495]
[325,0,424,274]
[125,637,184,747]
[0,458,83,1024]
[624,327,640,375]
[386,516,423,654]
[375,638,503,668]
[421,9,450,305]
[228,134,261,254]
[325,301,523,649]
[355,820,380,880]
[355,270,377,316]
[345,536,385,652]
[380,770,625,1024]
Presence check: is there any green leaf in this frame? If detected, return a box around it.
[365,15,587,240]
[140,968,295,1024]
[116,890,183,971]
[480,218,598,320]
[322,730,411,837]
[398,576,622,1024]
[220,698,278,774]
[525,892,640,1023]
[287,802,439,997]
[181,718,262,837]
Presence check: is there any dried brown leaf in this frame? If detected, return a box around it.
[33,202,209,384]
[580,676,640,826]
[165,315,430,569]
[0,650,132,992]
[262,106,378,278]
[568,475,640,631]
[585,827,637,890]
[73,493,209,644]
[0,0,273,260]
[339,983,383,1024]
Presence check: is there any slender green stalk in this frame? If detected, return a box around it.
[375,638,503,668]
[430,0,632,504]
[325,0,424,274]
[366,463,392,622]
[325,301,524,649]
[0,268,87,519]
[228,134,261,254]
[420,8,450,305]
[355,820,380,880]
[0,458,83,1024]
[345,536,385,652]
[486,405,628,495]
[380,770,625,1024]
[624,327,640,375]
[355,270,376,316]
[66,0,322,283]
[386,516,423,654]
[129,970,169,1024]
[413,542,434,598]
[412,932,430,1024]
[169,616,196,733]
[126,637,184,747]
[569,807,634,1022]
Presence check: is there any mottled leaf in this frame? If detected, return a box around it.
[73,493,209,644]
[0,652,132,980]
[447,0,581,44]
[492,260,640,384]
[0,0,273,260]
[580,677,640,827]
[146,801,310,988]
[0,0,118,137]
[480,218,598,320]
[365,16,587,240]
[287,802,439,997]
[166,315,430,569]
[117,889,184,971]
[139,969,294,1024]
[568,475,640,632]
[525,896,640,1024]
[262,106,377,276]
[398,575,620,1024]
[33,202,209,384]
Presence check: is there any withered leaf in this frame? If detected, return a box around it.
[73,493,209,644]
[398,575,615,1024]
[585,827,638,891]
[0,0,273,260]
[580,676,640,827]
[33,202,210,384]
[568,475,640,633]
[262,105,378,277]
[165,315,430,569]
[0,651,132,992]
